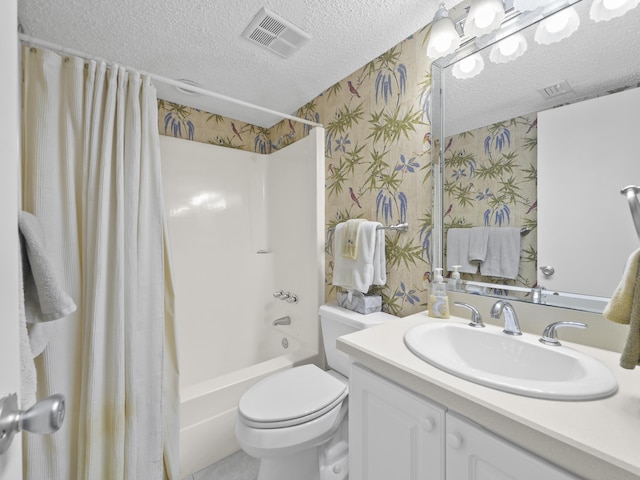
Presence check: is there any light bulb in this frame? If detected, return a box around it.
[535,6,580,45]
[590,0,639,21]
[452,54,485,79]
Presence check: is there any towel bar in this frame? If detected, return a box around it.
[328,222,409,233]
[621,185,640,241]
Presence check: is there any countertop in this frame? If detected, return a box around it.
[337,311,640,480]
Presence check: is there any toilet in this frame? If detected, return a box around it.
[235,304,395,480]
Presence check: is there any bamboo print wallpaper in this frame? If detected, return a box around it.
[156,5,538,317]
[157,25,436,317]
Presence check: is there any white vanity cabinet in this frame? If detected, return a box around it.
[349,364,446,480]
[350,364,577,480]
[445,412,577,480]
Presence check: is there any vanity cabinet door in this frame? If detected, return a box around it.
[349,364,446,480]
[445,412,578,480]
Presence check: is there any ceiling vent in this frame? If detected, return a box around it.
[242,7,311,58]
[538,80,575,99]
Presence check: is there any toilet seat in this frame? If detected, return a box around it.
[238,364,348,429]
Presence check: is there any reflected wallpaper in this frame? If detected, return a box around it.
[444,115,538,294]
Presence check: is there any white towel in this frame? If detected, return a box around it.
[468,227,490,263]
[342,218,366,260]
[480,227,522,279]
[372,226,386,285]
[446,228,477,274]
[333,221,385,294]
[19,211,77,355]
[18,257,37,409]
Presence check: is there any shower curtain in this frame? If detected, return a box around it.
[21,46,179,479]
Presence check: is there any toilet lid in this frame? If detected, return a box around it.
[238,364,348,427]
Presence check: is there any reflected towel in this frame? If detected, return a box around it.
[446,228,476,274]
[603,248,640,369]
[480,227,521,280]
[342,219,366,260]
[468,227,490,263]
[333,221,385,294]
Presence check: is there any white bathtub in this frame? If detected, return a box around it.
[179,328,318,477]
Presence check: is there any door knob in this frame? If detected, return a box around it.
[539,265,555,277]
[0,393,65,454]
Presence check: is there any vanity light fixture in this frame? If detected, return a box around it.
[427,4,461,59]
[512,0,548,12]
[590,0,639,21]
[463,0,506,37]
[534,6,580,45]
[452,53,485,79]
[489,32,528,63]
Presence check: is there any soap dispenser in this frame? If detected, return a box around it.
[448,265,462,291]
[428,268,450,319]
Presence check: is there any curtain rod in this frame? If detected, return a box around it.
[18,33,323,129]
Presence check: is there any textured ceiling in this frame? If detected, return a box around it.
[443,1,640,135]
[17,0,457,127]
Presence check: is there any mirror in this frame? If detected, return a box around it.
[431,0,640,313]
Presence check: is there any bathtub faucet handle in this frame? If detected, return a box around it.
[286,294,298,304]
[273,290,289,299]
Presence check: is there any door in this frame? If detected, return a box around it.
[537,87,640,298]
[0,0,24,477]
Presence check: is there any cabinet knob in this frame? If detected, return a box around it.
[420,416,436,432]
[446,432,463,449]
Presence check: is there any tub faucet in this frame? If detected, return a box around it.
[272,316,291,326]
[490,300,522,336]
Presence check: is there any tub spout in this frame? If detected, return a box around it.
[272,316,291,326]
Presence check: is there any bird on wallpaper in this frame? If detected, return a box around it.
[526,200,537,214]
[328,163,336,178]
[423,271,431,285]
[348,81,361,98]
[288,119,296,136]
[424,132,431,145]
[526,118,538,134]
[349,187,362,208]
[231,122,242,141]
[444,204,453,217]
[445,138,453,151]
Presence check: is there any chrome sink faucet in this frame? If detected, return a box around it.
[490,300,522,336]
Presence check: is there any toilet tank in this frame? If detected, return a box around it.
[319,304,396,377]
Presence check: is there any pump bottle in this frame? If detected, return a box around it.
[428,268,450,319]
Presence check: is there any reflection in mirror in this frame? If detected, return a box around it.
[431,0,640,313]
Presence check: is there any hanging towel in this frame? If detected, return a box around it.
[372,225,386,286]
[468,227,490,263]
[18,257,37,409]
[603,248,640,369]
[446,228,476,274]
[480,227,521,280]
[19,211,77,356]
[342,218,366,260]
[333,221,385,294]
[603,248,640,324]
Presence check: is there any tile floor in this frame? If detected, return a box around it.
[184,450,260,480]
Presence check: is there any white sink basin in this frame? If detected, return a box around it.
[404,322,618,400]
